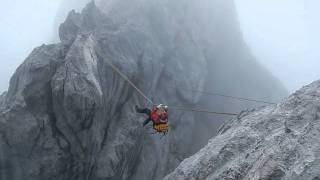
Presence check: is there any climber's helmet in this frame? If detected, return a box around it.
[156,104,168,112]
[157,104,163,109]
[164,105,168,112]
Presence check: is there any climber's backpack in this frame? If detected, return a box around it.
[153,123,169,134]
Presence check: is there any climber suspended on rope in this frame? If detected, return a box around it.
[102,48,239,136]
[135,104,169,134]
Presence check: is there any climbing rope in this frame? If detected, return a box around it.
[103,56,154,105]
[169,106,238,116]
[101,51,274,116]
[170,84,276,105]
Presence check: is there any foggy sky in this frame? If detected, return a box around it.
[0,0,90,94]
[0,0,318,93]
[235,0,319,92]
[0,0,63,93]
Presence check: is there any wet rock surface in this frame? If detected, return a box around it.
[165,80,320,180]
[0,1,286,180]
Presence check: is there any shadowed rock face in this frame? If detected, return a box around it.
[165,80,320,180]
[0,1,286,180]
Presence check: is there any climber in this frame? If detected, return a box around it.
[135,104,169,127]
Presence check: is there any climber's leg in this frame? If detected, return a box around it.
[143,118,152,127]
[135,106,151,116]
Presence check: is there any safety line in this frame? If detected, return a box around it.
[99,50,154,105]
[99,49,270,115]
[169,106,238,116]
[103,58,257,115]
[170,85,276,105]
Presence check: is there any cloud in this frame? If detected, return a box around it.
[0,0,318,93]
[235,0,319,92]
[0,0,63,93]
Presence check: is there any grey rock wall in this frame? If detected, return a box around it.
[165,80,320,180]
[0,1,287,180]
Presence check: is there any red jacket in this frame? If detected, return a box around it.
[151,107,168,124]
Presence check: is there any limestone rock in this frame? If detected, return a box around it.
[165,80,320,180]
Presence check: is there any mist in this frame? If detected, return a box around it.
[0,0,62,93]
[0,0,89,93]
[0,0,318,93]
[236,0,320,92]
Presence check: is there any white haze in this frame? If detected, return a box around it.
[0,0,89,94]
[236,0,320,92]
[0,0,318,93]
[0,0,63,93]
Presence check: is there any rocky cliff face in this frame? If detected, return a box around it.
[165,80,320,180]
[0,1,286,180]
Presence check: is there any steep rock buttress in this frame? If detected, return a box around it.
[0,1,287,180]
[165,80,320,180]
